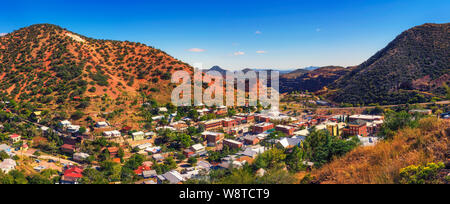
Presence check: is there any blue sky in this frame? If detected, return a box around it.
[1,0,449,70]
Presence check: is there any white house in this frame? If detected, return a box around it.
[103,130,121,138]
[95,121,109,128]
[59,120,72,128]
[190,144,206,153]
[67,125,80,133]
[0,159,16,174]
[73,152,90,162]
[162,170,185,184]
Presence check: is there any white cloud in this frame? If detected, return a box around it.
[256,50,267,54]
[0,33,7,37]
[234,51,245,56]
[255,30,262,34]
[188,48,206,52]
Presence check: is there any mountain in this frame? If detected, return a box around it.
[280,66,351,93]
[328,23,449,105]
[0,24,193,122]
[303,66,320,71]
[204,65,228,76]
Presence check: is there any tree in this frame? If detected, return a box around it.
[81,168,108,184]
[253,148,286,170]
[0,151,9,161]
[285,146,305,172]
[188,157,198,167]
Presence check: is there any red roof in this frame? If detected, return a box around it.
[10,134,20,138]
[61,144,75,150]
[134,165,151,175]
[108,147,119,153]
[64,167,83,178]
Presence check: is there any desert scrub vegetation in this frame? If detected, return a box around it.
[399,162,446,184]
[304,117,449,184]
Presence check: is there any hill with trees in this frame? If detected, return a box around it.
[328,23,449,105]
[280,66,351,93]
[0,24,193,107]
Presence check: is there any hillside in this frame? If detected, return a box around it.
[328,23,449,105]
[0,24,194,126]
[0,24,193,104]
[280,66,351,93]
[304,117,450,184]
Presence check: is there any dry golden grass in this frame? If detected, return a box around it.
[304,117,449,184]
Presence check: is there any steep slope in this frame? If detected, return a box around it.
[0,24,193,105]
[328,23,449,105]
[304,118,449,184]
[280,66,351,93]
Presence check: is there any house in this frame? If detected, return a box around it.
[344,120,368,137]
[152,115,165,121]
[278,137,304,149]
[170,121,188,131]
[103,130,121,138]
[67,125,80,133]
[367,120,384,136]
[0,159,16,173]
[222,118,238,129]
[61,166,83,184]
[294,129,310,137]
[132,131,145,141]
[349,115,383,122]
[190,144,206,153]
[9,134,21,143]
[134,165,152,175]
[136,143,153,150]
[183,149,195,158]
[252,123,274,134]
[21,143,29,151]
[197,160,212,171]
[61,144,76,154]
[0,144,12,153]
[201,131,225,146]
[142,170,157,179]
[162,170,185,184]
[243,135,260,145]
[275,125,295,136]
[156,126,176,132]
[73,152,90,162]
[223,139,243,149]
[237,146,266,158]
[59,120,72,128]
[107,147,119,157]
[153,154,165,162]
[95,121,109,128]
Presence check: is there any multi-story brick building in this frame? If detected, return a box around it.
[344,120,368,137]
[223,139,243,149]
[202,131,225,146]
[252,123,275,134]
[201,119,224,131]
[275,125,295,136]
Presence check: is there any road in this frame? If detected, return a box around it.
[283,100,450,110]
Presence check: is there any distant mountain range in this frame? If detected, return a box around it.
[203,66,318,76]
